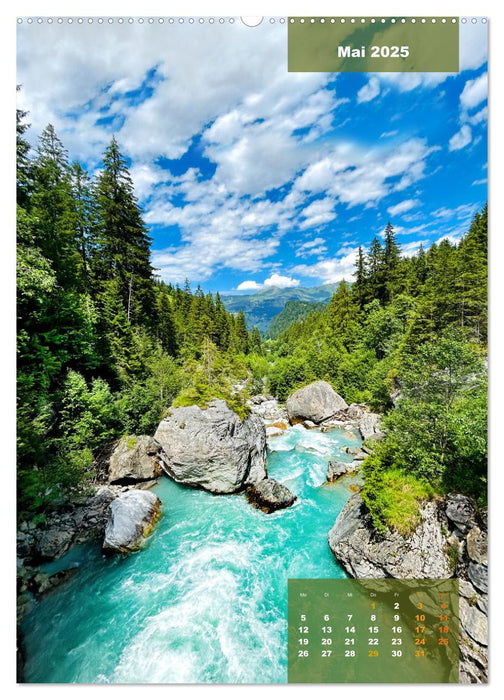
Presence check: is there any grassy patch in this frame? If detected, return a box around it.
[362,461,434,537]
[126,436,137,450]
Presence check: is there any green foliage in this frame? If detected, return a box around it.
[361,452,434,537]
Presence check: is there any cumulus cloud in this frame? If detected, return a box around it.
[291,247,360,284]
[264,273,300,288]
[449,124,472,151]
[236,273,300,291]
[357,77,380,104]
[237,280,263,291]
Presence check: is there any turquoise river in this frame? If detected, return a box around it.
[22,424,362,683]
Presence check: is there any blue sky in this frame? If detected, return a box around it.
[17,19,488,293]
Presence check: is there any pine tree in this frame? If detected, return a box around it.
[69,162,93,288]
[250,326,263,355]
[31,124,81,286]
[367,237,385,302]
[456,203,488,341]
[93,137,154,325]
[16,86,31,207]
[352,245,369,307]
[157,292,178,356]
[213,292,231,349]
[383,221,401,301]
[326,280,360,347]
[232,310,250,354]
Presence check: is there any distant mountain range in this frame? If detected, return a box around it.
[222,283,338,334]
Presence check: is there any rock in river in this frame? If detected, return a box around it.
[328,493,452,578]
[108,435,168,485]
[327,460,359,482]
[246,478,297,513]
[103,490,161,553]
[154,399,267,493]
[286,381,348,425]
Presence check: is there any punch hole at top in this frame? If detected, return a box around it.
[241,17,263,27]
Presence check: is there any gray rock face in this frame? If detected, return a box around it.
[445,493,477,533]
[103,490,161,553]
[246,478,297,513]
[358,412,383,441]
[108,435,168,484]
[468,562,488,593]
[328,494,452,578]
[154,400,267,493]
[466,526,487,565]
[460,597,488,646]
[286,381,348,424]
[35,528,74,561]
[327,460,359,482]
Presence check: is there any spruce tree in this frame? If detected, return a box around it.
[367,237,385,302]
[383,221,401,301]
[31,124,81,286]
[93,137,154,325]
[352,245,369,307]
[16,86,31,207]
[157,291,178,356]
[233,310,250,354]
[250,326,263,355]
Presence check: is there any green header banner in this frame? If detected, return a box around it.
[288,18,460,72]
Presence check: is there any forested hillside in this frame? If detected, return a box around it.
[16,106,264,518]
[264,300,327,339]
[268,215,488,532]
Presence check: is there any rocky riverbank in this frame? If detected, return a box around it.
[328,491,488,683]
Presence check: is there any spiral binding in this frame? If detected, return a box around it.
[15,17,489,26]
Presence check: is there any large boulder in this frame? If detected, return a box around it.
[358,412,383,441]
[103,490,161,553]
[328,493,452,578]
[246,478,297,513]
[154,399,267,494]
[108,435,167,485]
[286,381,348,425]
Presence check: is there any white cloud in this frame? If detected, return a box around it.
[380,130,398,138]
[468,106,488,125]
[236,273,300,291]
[299,199,336,230]
[296,237,328,257]
[432,203,478,220]
[387,199,421,217]
[291,247,359,284]
[460,73,488,111]
[264,273,300,288]
[357,77,380,104]
[449,124,472,152]
[472,178,487,186]
[237,280,263,291]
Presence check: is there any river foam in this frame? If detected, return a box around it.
[22,425,361,683]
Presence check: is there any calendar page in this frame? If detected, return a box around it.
[16,13,488,685]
